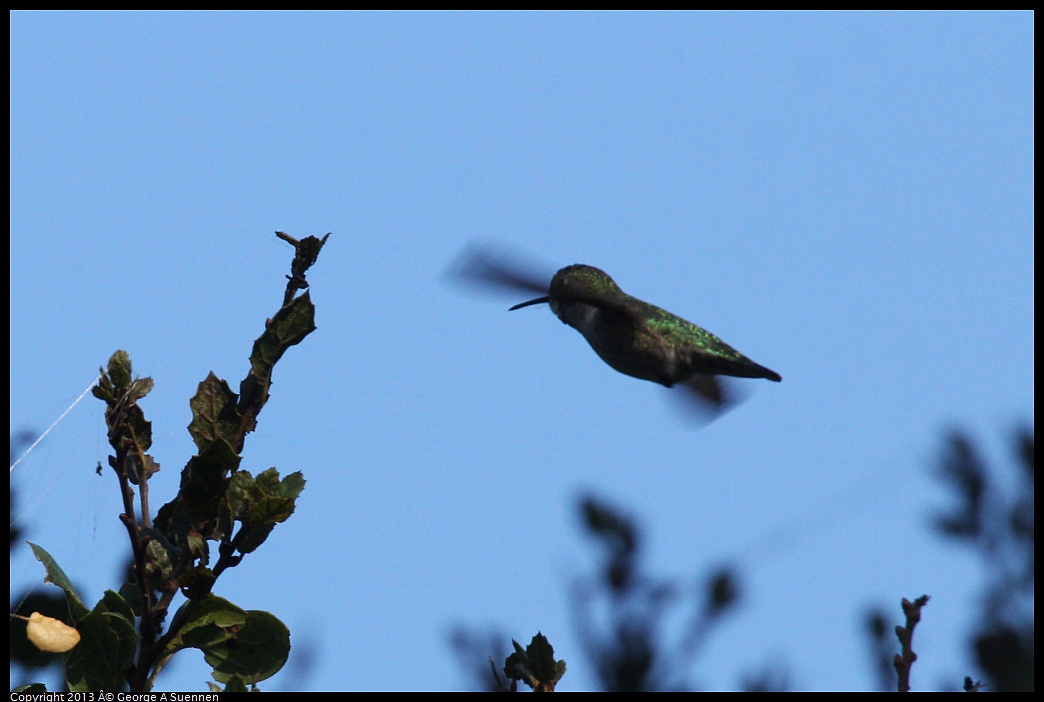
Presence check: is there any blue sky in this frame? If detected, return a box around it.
[10,11,1033,692]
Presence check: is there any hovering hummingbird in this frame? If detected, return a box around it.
[451,246,781,415]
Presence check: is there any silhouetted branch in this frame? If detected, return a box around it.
[893,594,930,692]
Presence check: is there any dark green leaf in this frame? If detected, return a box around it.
[226,469,305,554]
[65,592,138,692]
[525,632,565,686]
[125,377,154,403]
[237,293,317,423]
[155,438,240,540]
[145,538,174,584]
[248,292,317,384]
[188,373,242,454]
[91,376,116,403]
[28,543,89,621]
[228,469,305,525]
[206,609,291,684]
[166,595,289,684]
[180,566,217,600]
[504,632,566,691]
[107,350,132,390]
[167,594,248,654]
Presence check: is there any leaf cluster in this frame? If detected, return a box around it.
[15,233,327,693]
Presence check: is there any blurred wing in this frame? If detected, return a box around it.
[684,374,728,408]
[445,242,552,297]
[666,375,751,427]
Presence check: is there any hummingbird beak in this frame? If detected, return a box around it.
[509,296,550,311]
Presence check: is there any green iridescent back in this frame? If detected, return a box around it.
[550,264,781,382]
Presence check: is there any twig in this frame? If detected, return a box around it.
[893,594,930,692]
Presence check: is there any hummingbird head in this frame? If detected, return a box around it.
[508,264,622,314]
[508,264,625,333]
[549,264,621,300]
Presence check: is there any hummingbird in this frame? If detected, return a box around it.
[450,246,781,414]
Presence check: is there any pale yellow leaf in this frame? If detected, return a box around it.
[25,612,80,652]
